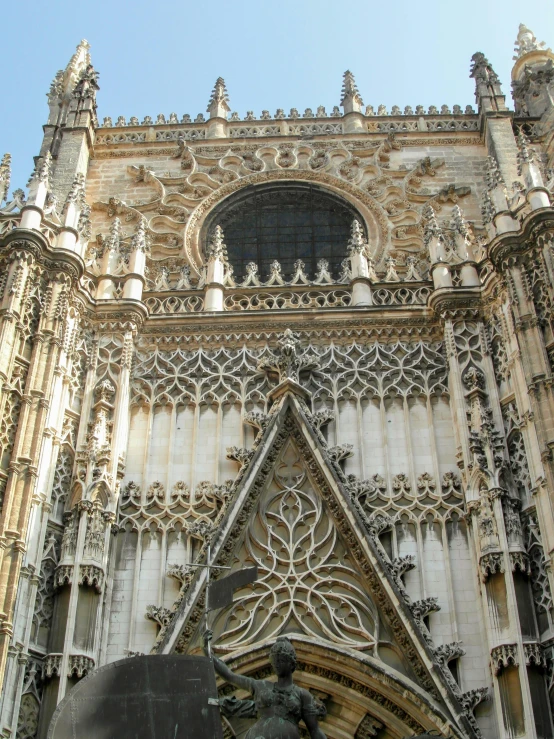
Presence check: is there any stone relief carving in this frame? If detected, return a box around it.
[89,134,473,282]
[212,438,378,651]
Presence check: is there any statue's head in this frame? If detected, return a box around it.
[269,636,296,677]
[269,637,297,677]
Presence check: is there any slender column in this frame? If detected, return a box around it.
[204,226,227,312]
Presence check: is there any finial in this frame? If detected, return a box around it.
[207,77,230,119]
[450,205,470,239]
[106,217,121,252]
[0,154,11,203]
[347,219,367,254]
[513,24,548,60]
[131,217,148,252]
[341,70,364,114]
[422,205,443,247]
[27,152,53,188]
[470,52,506,111]
[470,52,500,85]
[65,39,91,78]
[206,225,228,261]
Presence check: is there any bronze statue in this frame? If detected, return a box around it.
[204,631,327,739]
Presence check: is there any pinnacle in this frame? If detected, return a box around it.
[207,77,230,116]
[207,224,229,260]
[341,70,363,107]
[348,219,366,253]
[450,204,470,237]
[131,217,148,252]
[106,217,121,250]
[513,23,548,59]
[422,205,442,246]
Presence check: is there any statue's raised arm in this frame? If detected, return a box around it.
[203,632,327,739]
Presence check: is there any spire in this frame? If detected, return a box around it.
[207,77,230,119]
[46,40,96,126]
[513,24,548,60]
[341,70,363,114]
[0,154,11,204]
[470,52,506,112]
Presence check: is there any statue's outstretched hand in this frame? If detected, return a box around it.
[203,629,213,656]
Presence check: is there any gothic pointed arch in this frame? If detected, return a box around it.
[154,383,479,738]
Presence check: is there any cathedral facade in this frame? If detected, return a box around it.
[0,24,553,738]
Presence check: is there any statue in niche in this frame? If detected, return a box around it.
[204,631,327,739]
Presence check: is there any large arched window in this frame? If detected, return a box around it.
[203,183,363,281]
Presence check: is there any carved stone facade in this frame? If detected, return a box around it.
[1,26,554,739]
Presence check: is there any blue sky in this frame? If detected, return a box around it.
[0,0,552,192]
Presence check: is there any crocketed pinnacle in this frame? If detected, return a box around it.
[66,39,91,75]
[0,153,11,203]
[470,52,500,85]
[450,205,470,238]
[65,173,86,204]
[422,205,443,246]
[341,70,363,110]
[131,217,148,252]
[347,219,367,254]
[106,217,121,252]
[207,77,230,117]
[206,225,228,260]
[27,151,53,187]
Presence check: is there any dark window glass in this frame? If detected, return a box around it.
[203,184,363,281]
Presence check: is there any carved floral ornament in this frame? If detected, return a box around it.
[91,136,474,277]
